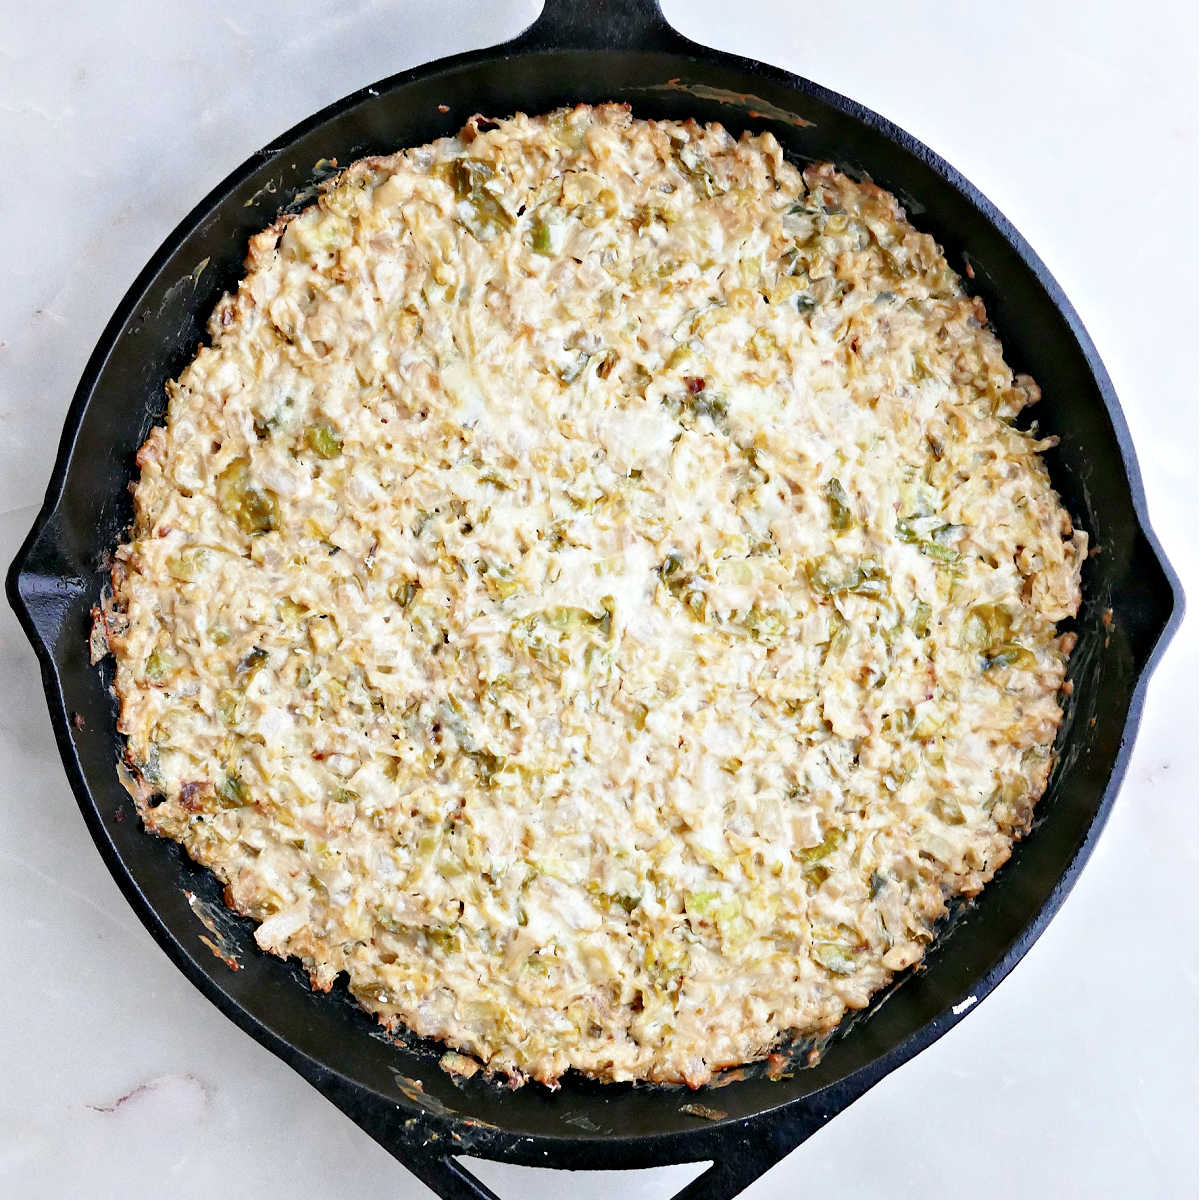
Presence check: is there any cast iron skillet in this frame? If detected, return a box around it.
[6,2,1183,1196]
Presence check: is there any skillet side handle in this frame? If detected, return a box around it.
[1117,526,1185,670]
[512,0,691,53]
[6,508,89,665]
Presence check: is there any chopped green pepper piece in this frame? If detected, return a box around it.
[304,421,343,459]
[932,795,967,825]
[922,540,960,564]
[897,516,961,564]
[814,942,858,975]
[444,157,493,199]
[825,477,854,531]
[557,353,589,383]
[425,925,462,953]
[145,649,171,681]
[216,456,278,534]
[529,213,565,256]
[218,772,248,808]
[236,646,269,682]
[673,143,722,196]
[911,351,935,381]
[807,558,890,598]
[796,828,844,868]
[659,553,687,590]
[658,554,707,621]
[683,589,707,622]
[539,605,609,633]
[439,157,514,241]
[470,749,506,788]
[982,643,1035,671]
[742,605,787,644]
[912,600,932,638]
[216,690,243,725]
[167,547,210,581]
[389,578,420,607]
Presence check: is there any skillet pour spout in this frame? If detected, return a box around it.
[6,1,1183,1197]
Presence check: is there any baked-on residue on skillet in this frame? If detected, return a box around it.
[96,104,1085,1088]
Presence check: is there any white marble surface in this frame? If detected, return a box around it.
[1,1,1196,1196]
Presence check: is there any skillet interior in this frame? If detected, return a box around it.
[8,0,1181,1193]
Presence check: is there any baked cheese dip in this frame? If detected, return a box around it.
[101,105,1086,1087]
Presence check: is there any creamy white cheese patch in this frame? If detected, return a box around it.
[104,105,1085,1087]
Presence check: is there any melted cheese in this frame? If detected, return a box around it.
[104,105,1085,1087]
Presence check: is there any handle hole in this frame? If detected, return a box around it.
[459,1158,711,1200]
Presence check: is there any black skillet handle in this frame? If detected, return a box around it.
[336,1091,840,1200]
[401,1140,800,1200]
[322,1065,831,1200]
[1117,526,1184,669]
[512,0,693,53]
[6,508,89,665]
